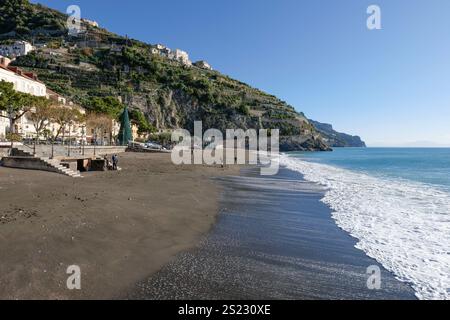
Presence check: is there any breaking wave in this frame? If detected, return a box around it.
[280,154,450,300]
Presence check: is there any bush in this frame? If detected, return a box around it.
[5,132,22,142]
[130,109,155,134]
[148,133,172,146]
[237,104,250,116]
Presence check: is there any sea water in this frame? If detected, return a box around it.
[280,148,450,300]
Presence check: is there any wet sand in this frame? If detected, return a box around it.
[128,167,417,300]
[0,152,239,299]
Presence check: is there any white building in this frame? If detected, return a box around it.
[0,59,89,142]
[151,44,172,57]
[194,60,212,70]
[170,49,192,66]
[0,65,46,97]
[82,18,99,28]
[0,60,47,138]
[46,89,67,105]
[46,105,87,143]
[151,45,194,67]
[0,41,35,58]
[0,111,8,140]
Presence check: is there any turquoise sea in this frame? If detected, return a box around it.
[289,148,450,190]
[281,148,450,300]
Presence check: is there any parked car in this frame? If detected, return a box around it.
[144,141,163,150]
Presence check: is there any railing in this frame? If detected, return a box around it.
[21,141,35,151]
[4,137,129,159]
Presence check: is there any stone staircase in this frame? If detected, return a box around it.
[40,157,83,178]
[8,147,82,178]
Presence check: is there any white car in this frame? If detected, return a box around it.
[144,142,163,150]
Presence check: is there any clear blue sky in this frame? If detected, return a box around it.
[32,0,450,147]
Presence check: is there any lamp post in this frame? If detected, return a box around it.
[94,132,97,156]
[81,125,86,156]
[0,92,12,152]
[68,122,72,157]
[51,125,55,159]
[33,133,36,156]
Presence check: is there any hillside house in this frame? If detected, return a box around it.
[194,60,212,70]
[151,44,172,57]
[0,41,35,58]
[170,49,192,66]
[151,44,192,66]
[82,18,99,28]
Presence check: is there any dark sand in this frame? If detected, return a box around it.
[0,153,239,299]
[128,167,417,300]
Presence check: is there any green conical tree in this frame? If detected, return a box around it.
[118,106,132,146]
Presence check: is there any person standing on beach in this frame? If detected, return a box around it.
[112,154,118,171]
[103,154,110,171]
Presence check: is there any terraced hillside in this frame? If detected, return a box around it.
[0,0,362,151]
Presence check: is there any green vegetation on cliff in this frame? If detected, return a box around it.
[0,0,347,150]
[0,0,66,35]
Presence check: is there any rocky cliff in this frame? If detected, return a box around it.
[309,120,366,148]
[0,0,362,152]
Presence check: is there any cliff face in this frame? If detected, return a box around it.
[310,120,366,148]
[0,0,361,152]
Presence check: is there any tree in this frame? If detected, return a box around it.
[0,0,66,35]
[87,96,123,119]
[27,97,53,143]
[130,109,155,136]
[118,106,132,145]
[86,112,113,145]
[0,80,34,135]
[50,106,82,142]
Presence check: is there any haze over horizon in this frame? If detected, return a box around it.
[31,0,450,147]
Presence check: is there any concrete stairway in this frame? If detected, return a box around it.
[40,157,83,178]
[12,144,128,158]
[8,147,82,178]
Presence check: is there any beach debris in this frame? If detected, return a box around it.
[0,207,38,224]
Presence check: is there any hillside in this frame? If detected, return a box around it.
[309,120,366,147]
[0,0,362,151]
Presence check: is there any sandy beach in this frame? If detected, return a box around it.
[0,153,418,300]
[0,152,239,299]
[128,167,417,300]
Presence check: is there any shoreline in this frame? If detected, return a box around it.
[127,166,417,300]
[0,152,238,299]
[0,153,418,299]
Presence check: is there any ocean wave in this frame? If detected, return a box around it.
[279,154,450,300]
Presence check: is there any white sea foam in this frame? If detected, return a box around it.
[279,154,450,300]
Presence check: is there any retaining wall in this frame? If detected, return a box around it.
[1,157,60,174]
